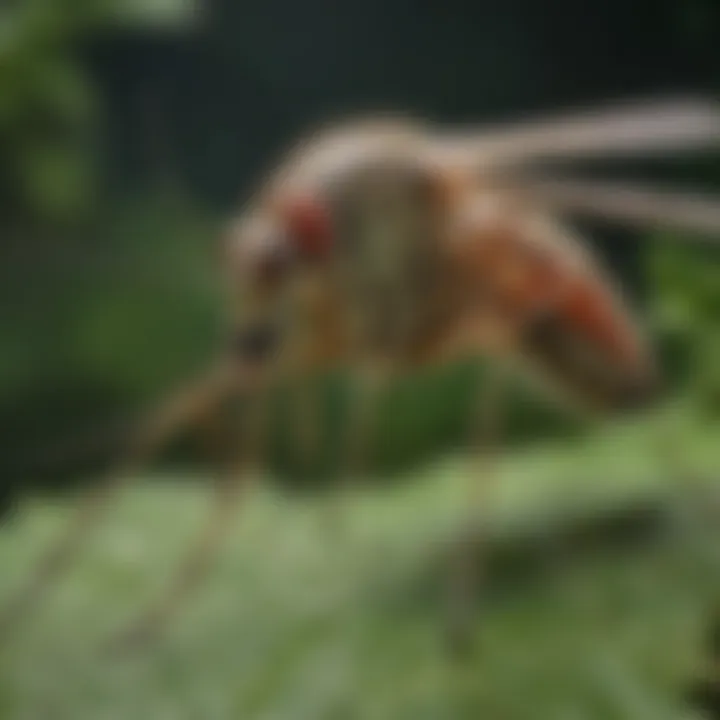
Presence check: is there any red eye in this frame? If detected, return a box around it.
[281,195,333,259]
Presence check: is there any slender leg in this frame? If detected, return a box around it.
[105,372,272,651]
[0,362,235,643]
[446,358,505,659]
[342,365,386,490]
[105,478,247,652]
[290,372,323,478]
[323,364,386,536]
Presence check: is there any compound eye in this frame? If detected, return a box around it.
[281,195,334,259]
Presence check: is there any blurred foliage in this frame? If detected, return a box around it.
[648,239,720,415]
[0,0,210,488]
[0,193,221,488]
[0,0,193,225]
[264,363,585,488]
[0,1,95,224]
[1,414,719,718]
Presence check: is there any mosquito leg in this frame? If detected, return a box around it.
[104,477,247,652]
[322,364,386,537]
[105,374,271,651]
[445,359,505,659]
[0,362,235,644]
[290,372,323,479]
[342,365,386,491]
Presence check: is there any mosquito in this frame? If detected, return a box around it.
[2,96,720,650]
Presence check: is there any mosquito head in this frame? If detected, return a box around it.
[221,195,335,367]
[225,193,334,283]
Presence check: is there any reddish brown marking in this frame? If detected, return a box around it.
[281,195,334,259]
[448,206,645,375]
[465,227,567,319]
[559,277,641,365]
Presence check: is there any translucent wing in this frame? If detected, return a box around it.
[435,97,720,169]
[522,178,720,239]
